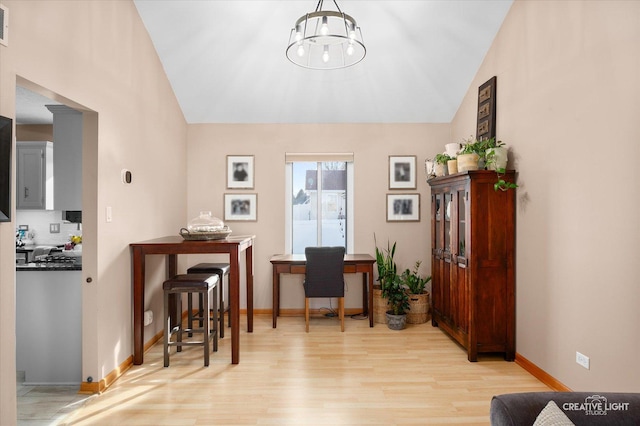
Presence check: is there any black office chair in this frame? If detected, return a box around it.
[303,246,346,332]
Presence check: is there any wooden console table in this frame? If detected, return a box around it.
[270,254,376,328]
[130,235,255,365]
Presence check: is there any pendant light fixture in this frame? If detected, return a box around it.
[286,0,366,70]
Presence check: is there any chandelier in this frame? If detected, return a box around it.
[286,0,366,70]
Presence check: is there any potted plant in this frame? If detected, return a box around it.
[373,236,396,324]
[382,274,410,330]
[481,138,518,191]
[433,153,451,177]
[374,237,409,330]
[483,138,508,171]
[401,261,431,324]
[456,137,484,172]
[447,157,458,175]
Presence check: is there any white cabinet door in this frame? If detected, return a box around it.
[16,141,53,209]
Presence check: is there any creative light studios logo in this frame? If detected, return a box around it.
[563,395,630,416]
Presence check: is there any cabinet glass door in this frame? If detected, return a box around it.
[434,194,442,254]
[444,194,452,255]
[457,189,466,259]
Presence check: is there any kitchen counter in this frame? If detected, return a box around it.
[16,262,82,271]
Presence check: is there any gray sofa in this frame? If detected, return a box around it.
[490,392,640,425]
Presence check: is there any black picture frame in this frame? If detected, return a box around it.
[0,115,12,222]
[477,76,496,140]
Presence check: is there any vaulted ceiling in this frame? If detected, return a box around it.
[16,1,513,125]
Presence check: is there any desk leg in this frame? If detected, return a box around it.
[368,267,374,327]
[230,247,240,364]
[132,247,145,365]
[246,244,254,333]
[272,267,279,328]
[362,273,368,316]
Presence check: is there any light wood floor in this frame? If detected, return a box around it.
[60,314,550,425]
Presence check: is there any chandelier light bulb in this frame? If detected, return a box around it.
[320,16,329,36]
[297,44,305,57]
[346,42,354,56]
[322,45,330,63]
[295,25,303,41]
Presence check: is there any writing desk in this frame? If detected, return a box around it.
[130,235,255,365]
[270,254,376,328]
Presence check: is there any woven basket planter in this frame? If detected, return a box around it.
[406,292,430,324]
[373,286,390,324]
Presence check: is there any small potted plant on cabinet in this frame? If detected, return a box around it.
[433,153,452,177]
[482,139,518,191]
[482,138,508,171]
[457,138,484,172]
[401,261,431,324]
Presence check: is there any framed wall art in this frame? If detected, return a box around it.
[477,76,496,140]
[227,155,254,189]
[389,155,416,189]
[224,193,257,221]
[386,193,420,222]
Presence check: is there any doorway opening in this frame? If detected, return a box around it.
[14,77,98,392]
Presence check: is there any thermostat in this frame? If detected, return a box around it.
[121,169,132,184]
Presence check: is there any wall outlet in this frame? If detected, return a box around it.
[49,223,60,233]
[576,351,590,369]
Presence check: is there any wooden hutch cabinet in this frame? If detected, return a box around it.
[428,170,515,362]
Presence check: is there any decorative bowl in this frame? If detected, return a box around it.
[179,226,232,241]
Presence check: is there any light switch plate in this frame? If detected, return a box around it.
[50,223,60,233]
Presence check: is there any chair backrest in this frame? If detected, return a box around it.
[303,246,345,298]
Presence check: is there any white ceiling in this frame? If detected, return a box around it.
[16,0,513,125]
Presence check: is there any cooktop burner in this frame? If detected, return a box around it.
[42,255,76,264]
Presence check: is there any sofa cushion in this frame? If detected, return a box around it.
[533,401,575,426]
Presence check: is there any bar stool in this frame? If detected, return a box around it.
[187,263,231,338]
[163,274,218,367]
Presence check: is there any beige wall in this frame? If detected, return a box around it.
[452,0,640,391]
[186,123,449,310]
[1,1,638,423]
[0,1,187,423]
[16,124,52,141]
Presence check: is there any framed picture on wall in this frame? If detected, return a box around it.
[477,76,497,140]
[224,193,257,221]
[386,193,420,222]
[226,155,254,189]
[389,155,416,189]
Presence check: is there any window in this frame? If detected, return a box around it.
[285,153,354,254]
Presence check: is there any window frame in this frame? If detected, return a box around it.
[285,155,354,254]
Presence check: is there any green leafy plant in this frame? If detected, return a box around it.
[374,235,397,287]
[478,137,504,151]
[374,236,409,315]
[494,167,518,191]
[401,261,432,295]
[434,153,452,165]
[459,139,485,156]
[382,274,410,315]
